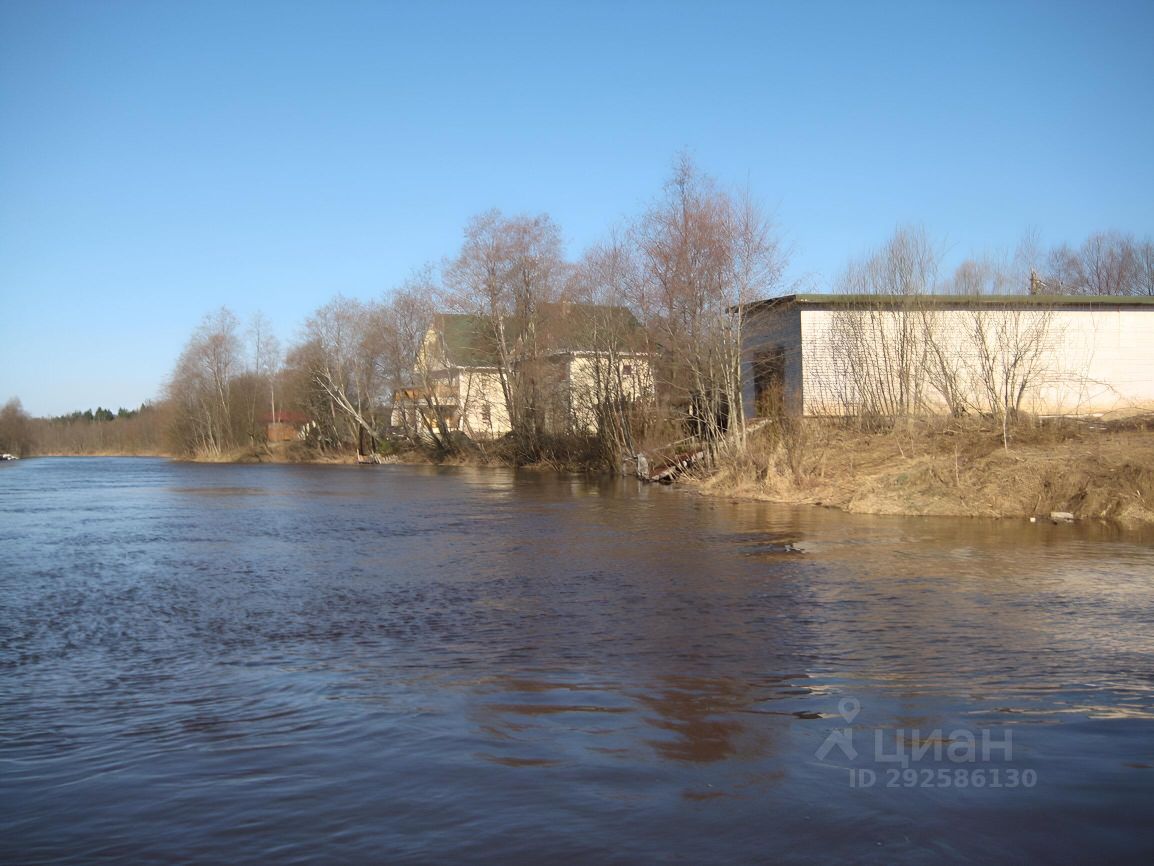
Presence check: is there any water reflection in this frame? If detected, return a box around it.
[1,458,1153,864]
[637,673,789,764]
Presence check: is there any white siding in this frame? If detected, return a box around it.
[566,354,655,433]
[745,305,1154,418]
[458,370,511,439]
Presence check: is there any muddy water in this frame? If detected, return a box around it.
[1,458,1152,864]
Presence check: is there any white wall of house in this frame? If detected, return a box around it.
[744,303,1154,418]
[446,355,653,439]
[413,314,655,440]
[564,353,655,433]
[457,369,511,439]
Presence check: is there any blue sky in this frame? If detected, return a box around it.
[2,0,1152,417]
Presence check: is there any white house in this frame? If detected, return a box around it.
[741,294,1154,419]
[393,304,654,440]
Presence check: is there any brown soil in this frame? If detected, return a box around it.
[697,416,1154,525]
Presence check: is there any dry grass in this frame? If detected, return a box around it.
[185,443,362,464]
[699,415,1154,524]
[34,449,172,458]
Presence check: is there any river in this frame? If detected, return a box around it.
[1,458,1152,864]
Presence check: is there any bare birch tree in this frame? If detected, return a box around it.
[1138,239,1154,296]
[966,303,1054,447]
[1041,231,1152,296]
[827,227,938,420]
[298,296,388,454]
[380,271,454,448]
[444,210,565,460]
[635,156,786,462]
[166,307,242,455]
[922,256,1015,416]
[248,311,282,439]
[569,234,654,465]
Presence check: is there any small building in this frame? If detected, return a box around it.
[262,410,311,443]
[392,303,654,440]
[741,294,1154,419]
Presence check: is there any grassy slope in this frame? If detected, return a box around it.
[698,418,1154,524]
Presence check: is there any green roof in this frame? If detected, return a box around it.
[437,314,502,367]
[437,303,644,367]
[743,293,1154,313]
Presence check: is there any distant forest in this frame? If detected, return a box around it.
[0,399,168,457]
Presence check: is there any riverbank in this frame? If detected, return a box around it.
[31,449,172,458]
[694,416,1154,525]
[190,437,603,472]
[47,418,1153,525]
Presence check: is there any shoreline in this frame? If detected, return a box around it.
[23,421,1154,526]
[692,419,1154,526]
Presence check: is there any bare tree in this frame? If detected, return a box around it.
[943,255,1057,441]
[824,236,1061,442]
[968,302,1053,446]
[826,226,938,420]
[635,156,786,461]
[248,311,282,440]
[727,186,787,442]
[923,256,1017,416]
[444,210,565,459]
[30,403,168,455]
[1138,239,1154,296]
[166,307,242,455]
[379,270,456,448]
[1043,243,1086,294]
[1012,228,1044,293]
[1041,231,1148,296]
[567,234,658,465]
[637,157,730,449]
[0,398,33,456]
[297,296,389,455]
[947,257,1014,295]
[1081,231,1138,296]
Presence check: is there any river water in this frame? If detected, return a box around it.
[1,457,1152,864]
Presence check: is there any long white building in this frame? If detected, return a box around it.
[741,294,1154,419]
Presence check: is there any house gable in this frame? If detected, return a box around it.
[402,303,653,440]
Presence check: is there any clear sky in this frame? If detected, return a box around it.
[2,0,1152,417]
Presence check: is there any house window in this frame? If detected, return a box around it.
[622,364,633,376]
[481,402,491,425]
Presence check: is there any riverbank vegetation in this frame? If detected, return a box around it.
[6,157,1152,522]
[27,404,169,456]
[699,414,1154,524]
[1,399,164,457]
[157,156,787,470]
[1,398,171,458]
